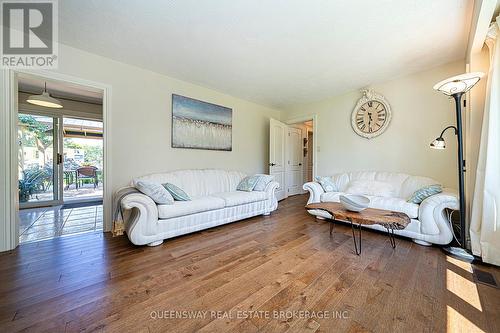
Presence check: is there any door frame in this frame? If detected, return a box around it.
[1,69,112,251]
[284,114,318,181]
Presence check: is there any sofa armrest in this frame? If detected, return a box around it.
[264,180,279,212]
[303,182,324,204]
[121,193,159,245]
[418,188,458,237]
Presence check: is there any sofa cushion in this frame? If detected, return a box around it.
[400,176,441,200]
[345,180,396,198]
[320,192,343,202]
[135,169,247,197]
[320,192,418,218]
[330,173,351,192]
[158,196,225,219]
[368,196,419,218]
[212,191,267,207]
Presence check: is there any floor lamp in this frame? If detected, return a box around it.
[431,72,484,261]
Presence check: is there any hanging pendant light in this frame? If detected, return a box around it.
[27,82,63,108]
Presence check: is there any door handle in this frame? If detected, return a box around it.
[269,162,276,166]
[57,153,63,165]
[299,163,302,166]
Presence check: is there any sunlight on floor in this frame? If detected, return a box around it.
[446,267,483,311]
[447,256,473,273]
[447,305,485,333]
[446,256,484,332]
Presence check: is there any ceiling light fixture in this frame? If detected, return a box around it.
[26,82,63,108]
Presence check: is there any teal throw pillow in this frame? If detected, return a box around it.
[407,184,442,204]
[315,176,337,192]
[237,175,260,192]
[162,183,191,201]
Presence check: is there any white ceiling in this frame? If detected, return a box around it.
[59,0,472,109]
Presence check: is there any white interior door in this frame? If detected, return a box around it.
[269,118,287,201]
[286,127,303,196]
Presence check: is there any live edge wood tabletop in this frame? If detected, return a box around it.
[305,202,410,230]
[305,202,411,255]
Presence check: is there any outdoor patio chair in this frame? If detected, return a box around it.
[76,166,99,189]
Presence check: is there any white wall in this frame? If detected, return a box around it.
[0,44,282,248]
[283,60,465,188]
[53,44,281,187]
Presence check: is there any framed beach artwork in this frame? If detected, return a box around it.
[171,94,232,151]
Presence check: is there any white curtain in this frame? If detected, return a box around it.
[470,17,500,266]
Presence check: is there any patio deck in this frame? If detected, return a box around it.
[19,204,103,244]
[28,182,103,202]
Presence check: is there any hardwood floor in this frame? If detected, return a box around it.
[1,194,499,332]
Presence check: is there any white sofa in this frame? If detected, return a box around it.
[121,169,279,246]
[303,171,459,245]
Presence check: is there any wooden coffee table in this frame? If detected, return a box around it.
[305,202,410,255]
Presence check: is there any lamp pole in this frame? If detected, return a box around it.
[432,72,484,261]
[452,92,466,249]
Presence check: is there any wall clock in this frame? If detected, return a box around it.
[351,89,392,139]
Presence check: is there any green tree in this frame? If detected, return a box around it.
[83,144,103,168]
[64,138,83,149]
[18,115,53,166]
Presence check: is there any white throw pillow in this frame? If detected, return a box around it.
[253,174,274,191]
[236,175,261,192]
[136,181,174,204]
[345,180,396,198]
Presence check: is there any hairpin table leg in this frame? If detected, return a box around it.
[386,226,396,249]
[351,221,362,255]
[329,220,335,235]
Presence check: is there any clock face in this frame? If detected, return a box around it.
[355,100,387,134]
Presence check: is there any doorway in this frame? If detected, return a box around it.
[17,73,105,243]
[269,117,315,201]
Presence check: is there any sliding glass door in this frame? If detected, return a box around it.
[18,111,105,209]
[18,113,63,208]
[62,117,103,202]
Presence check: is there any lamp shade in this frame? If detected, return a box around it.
[430,137,446,149]
[26,82,63,109]
[433,72,484,96]
[27,91,63,108]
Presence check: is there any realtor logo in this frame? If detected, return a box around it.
[1,0,58,68]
